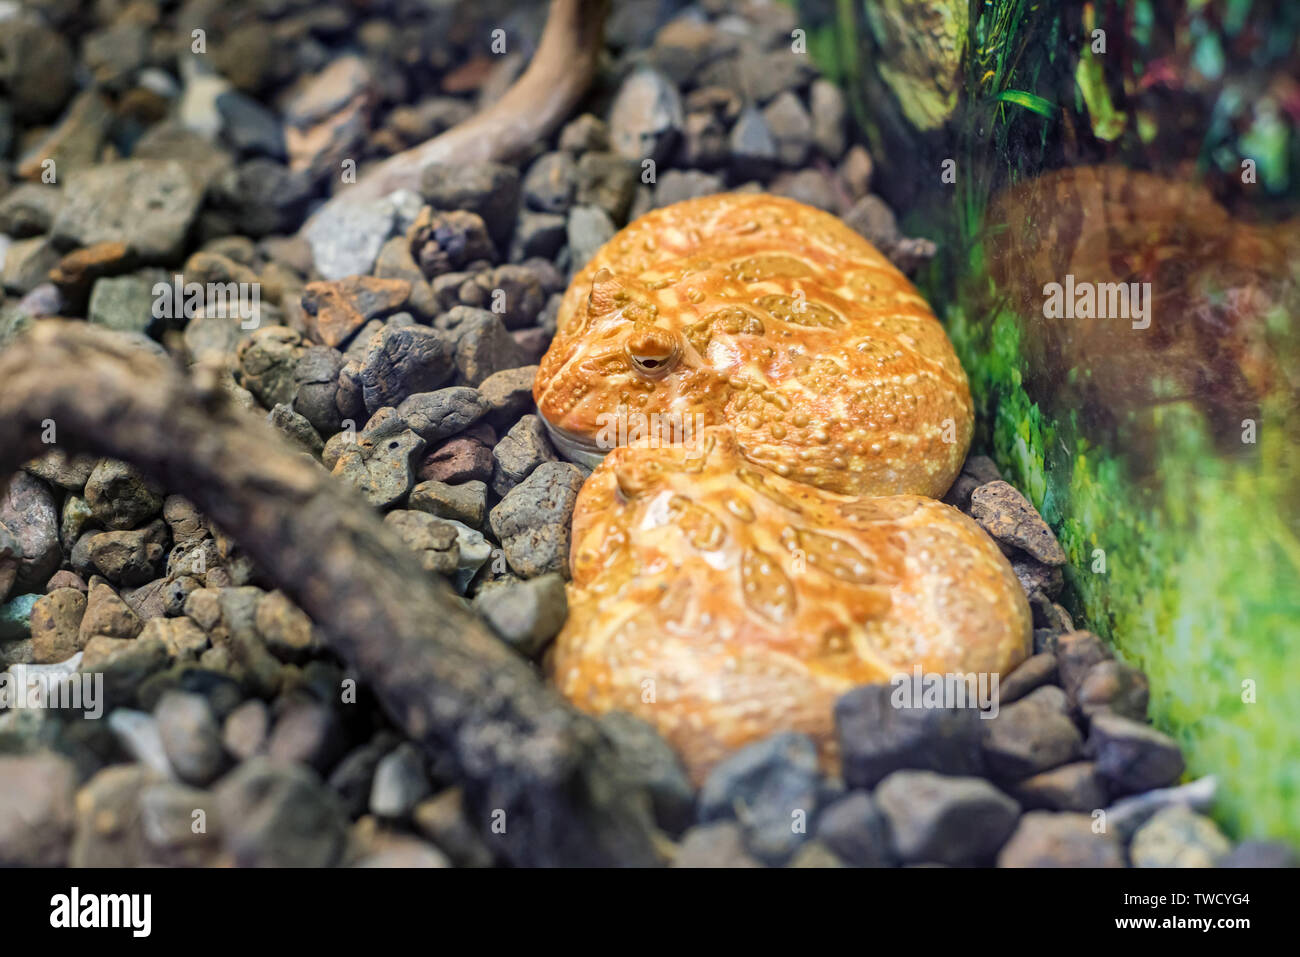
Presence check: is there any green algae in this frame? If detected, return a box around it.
[945,297,1300,843]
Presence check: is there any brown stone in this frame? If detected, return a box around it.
[30,586,87,663]
[48,241,132,300]
[78,580,142,644]
[301,276,411,347]
[970,481,1068,565]
[418,435,495,484]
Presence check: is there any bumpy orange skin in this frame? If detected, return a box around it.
[550,428,1032,783]
[534,193,973,497]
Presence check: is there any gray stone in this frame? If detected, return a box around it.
[236,326,306,410]
[412,787,495,867]
[473,572,567,657]
[875,770,1020,865]
[654,169,725,208]
[698,732,820,865]
[491,415,557,496]
[834,683,985,789]
[359,324,456,414]
[999,652,1058,703]
[1,236,60,294]
[0,183,65,237]
[107,707,173,778]
[997,811,1124,867]
[0,751,77,866]
[575,152,639,223]
[567,205,615,270]
[52,160,203,263]
[85,519,170,586]
[332,429,426,509]
[1011,761,1110,813]
[598,711,694,835]
[439,519,494,592]
[221,699,269,762]
[395,386,489,443]
[213,158,313,238]
[216,90,285,158]
[215,757,347,867]
[69,764,156,867]
[138,780,221,867]
[84,460,163,531]
[464,264,546,330]
[761,91,813,167]
[0,17,75,123]
[327,733,397,818]
[1130,805,1232,868]
[292,345,346,435]
[452,309,528,386]
[522,151,577,214]
[269,402,325,456]
[809,79,847,158]
[511,211,568,261]
[383,509,461,576]
[815,791,893,867]
[266,701,346,772]
[489,462,585,579]
[0,472,60,592]
[1075,659,1150,721]
[409,479,488,527]
[301,190,406,280]
[608,68,683,164]
[155,691,224,785]
[478,365,540,429]
[420,162,520,247]
[981,694,1083,781]
[558,113,609,153]
[370,742,431,818]
[672,822,763,868]
[729,105,777,178]
[1102,775,1217,842]
[1056,630,1113,701]
[1088,712,1185,795]
[844,194,902,251]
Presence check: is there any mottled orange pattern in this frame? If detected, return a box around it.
[551,429,1031,782]
[535,193,973,497]
[536,194,1025,782]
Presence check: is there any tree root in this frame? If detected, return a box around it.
[0,321,661,867]
[302,0,609,220]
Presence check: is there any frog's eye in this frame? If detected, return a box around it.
[625,328,680,378]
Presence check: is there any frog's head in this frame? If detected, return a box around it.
[535,268,720,466]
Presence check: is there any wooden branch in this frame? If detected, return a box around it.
[0,321,661,867]
[303,0,609,217]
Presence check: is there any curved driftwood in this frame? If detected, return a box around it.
[303,0,609,219]
[0,321,661,867]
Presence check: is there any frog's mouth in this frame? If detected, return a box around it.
[542,418,609,469]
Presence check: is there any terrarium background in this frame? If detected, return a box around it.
[797,0,1300,843]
